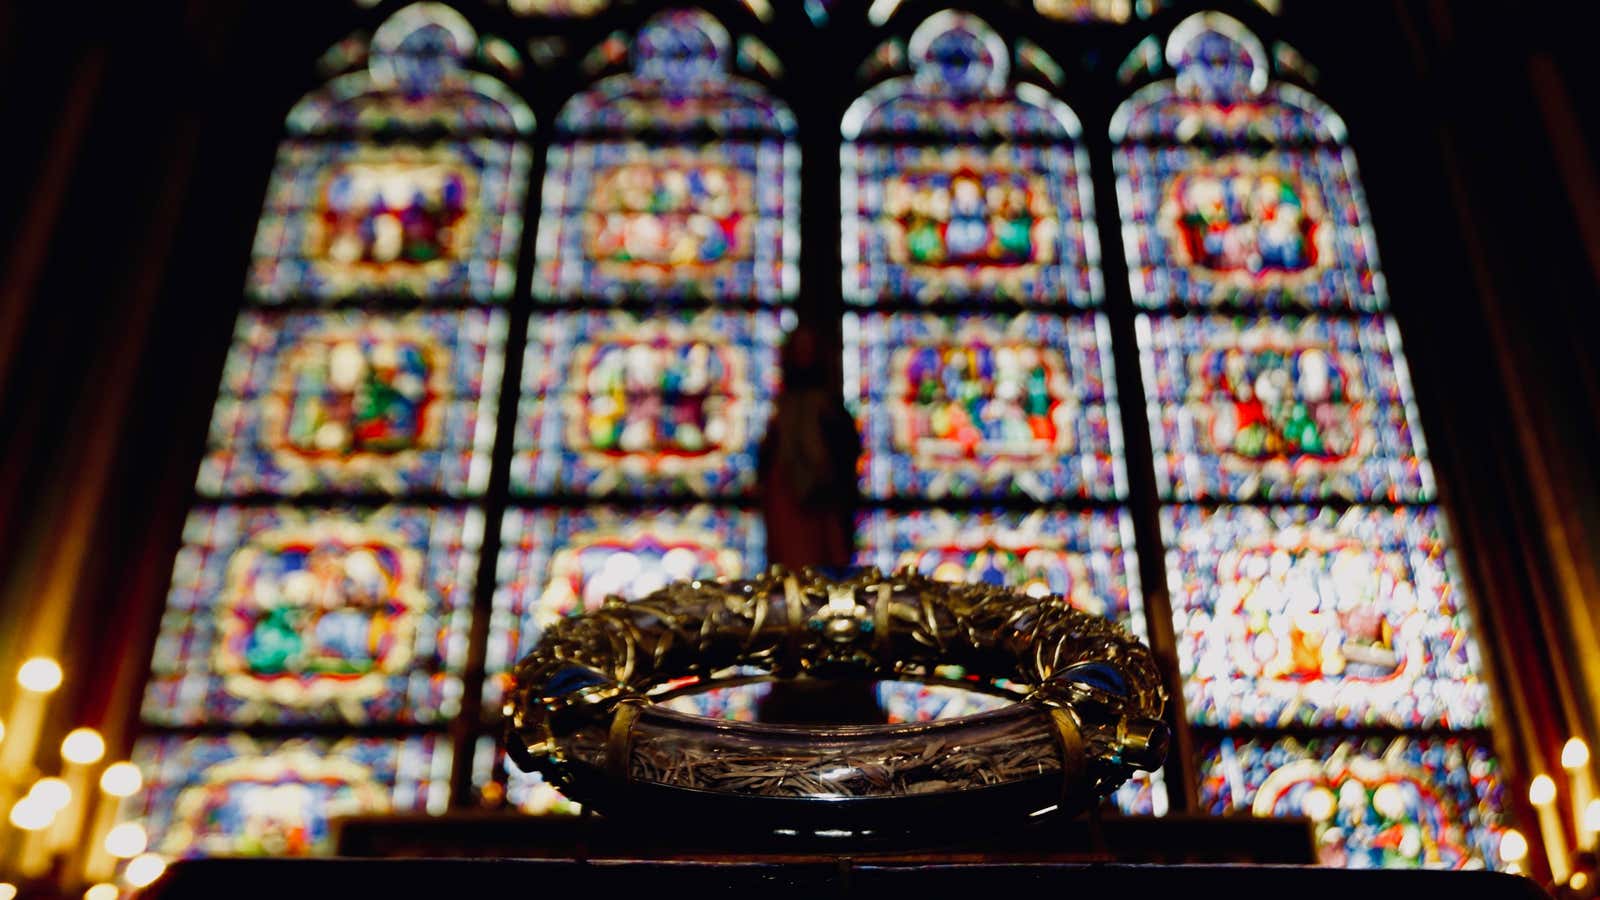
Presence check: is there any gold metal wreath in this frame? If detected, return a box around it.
[505,567,1168,826]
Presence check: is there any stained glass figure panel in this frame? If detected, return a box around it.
[842,144,1099,306]
[1198,735,1511,870]
[249,140,530,302]
[854,508,1145,629]
[1137,314,1432,502]
[198,309,506,498]
[846,312,1126,501]
[512,309,782,498]
[484,505,765,711]
[1115,146,1381,311]
[129,734,451,858]
[536,141,798,303]
[1164,506,1487,729]
[141,505,481,727]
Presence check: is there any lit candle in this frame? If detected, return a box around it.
[1531,774,1572,884]
[1566,739,1596,851]
[82,762,141,884]
[52,728,105,855]
[1,659,63,776]
[11,793,59,879]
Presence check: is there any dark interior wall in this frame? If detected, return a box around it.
[0,0,1595,775]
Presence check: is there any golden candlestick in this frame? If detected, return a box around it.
[1,659,63,777]
[1565,739,1596,852]
[83,762,141,884]
[53,728,105,856]
[1531,774,1572,884]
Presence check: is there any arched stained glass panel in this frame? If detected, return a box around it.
[535,9,798,302]
[134,3,523,859]
[1114,13,1506,868]
[842,12,1100,306]
[253,3,532,302]
[1112,13,1377,311]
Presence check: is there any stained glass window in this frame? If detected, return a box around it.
[1137,314,1433,502]
[1112,15,1379,311]
[1198,735,1511,869]
[129,734,452,858]
[197,308,507,498]
[141,506,481,727]
[841,12,1100,306]
[484,505,766,711]
[133,3,530,863]
[1116,12,1506,868]
[845,311,1125,501]
[854,508,1145,630]
[511,309,782,498]
[1165,506,1488,729]
[253,4,532,302]
[535,9,798,303]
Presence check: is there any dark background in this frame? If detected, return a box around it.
[0,0,1596,849]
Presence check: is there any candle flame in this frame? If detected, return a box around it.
[1531,774,1559,806]
[1565,738,1592,770]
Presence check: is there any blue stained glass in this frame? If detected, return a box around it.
[512,309,783,498]
[129,734,452,858]
[536,141,798,303]
[288,4,533,135]
[141,506,481,727]
[249,140,530,303]
[556,9,795,135]
[1115,146,1382,311]
[846,312,1126,501]
[1164,505,1488,729]
[843,144,1100,306]
[1137,314,1432,502]
[842,13,1078,140]
[1199,735,1511,870]
[197,308,506,498]
[484,505,765,712]
[854,507,1145,630]
[1111,13,1341,144]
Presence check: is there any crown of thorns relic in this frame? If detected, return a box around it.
[505,567,1168,832]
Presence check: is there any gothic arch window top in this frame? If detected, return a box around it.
[288,3,534,136]
[1112,12,1381,311]
[1110,11,1343,145]
[841,11,1100,306]
[251,4,532,302]
[554,8,796,137]
[842,10,1079,141]
[536,8,799,302]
